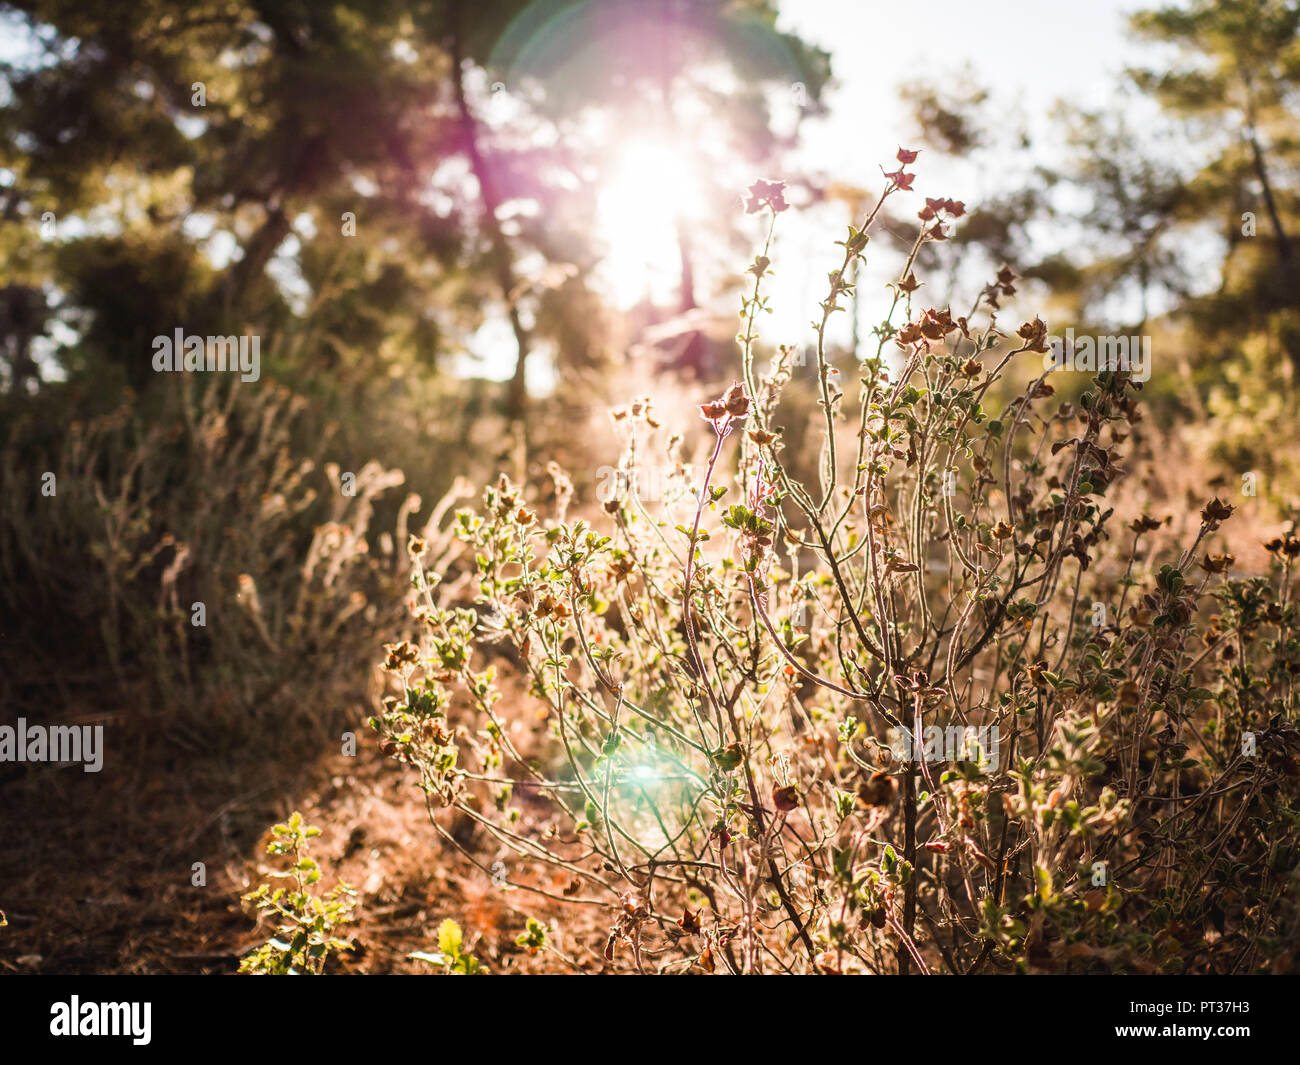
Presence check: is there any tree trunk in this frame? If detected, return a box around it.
[1241,79,1300,379]
[448,3,532,442]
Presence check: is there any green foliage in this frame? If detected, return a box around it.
[409,919,482,975]
[240,812,357,976]
[515,917,547,954]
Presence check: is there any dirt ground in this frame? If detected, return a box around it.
[0,712,601,975]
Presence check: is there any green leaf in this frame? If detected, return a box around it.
[408,950,449,967]
[437,918,463,957]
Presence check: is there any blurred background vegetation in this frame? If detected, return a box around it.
[1,0,1297,739]
[0,0,833,730]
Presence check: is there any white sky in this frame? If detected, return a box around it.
[781,0,1153,158]
[760,0,1161,343]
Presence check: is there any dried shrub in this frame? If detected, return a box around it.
[376,157,1300,974]
[0,377,460,743]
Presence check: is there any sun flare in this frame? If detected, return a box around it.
[596,140,705,308]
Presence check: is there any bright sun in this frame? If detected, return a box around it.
[596,141,704,308]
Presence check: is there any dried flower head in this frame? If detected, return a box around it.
[744,179,788,214]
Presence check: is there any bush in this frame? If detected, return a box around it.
[374,159,1300,974]
[0,375,455,744]
[240,812,357,975]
